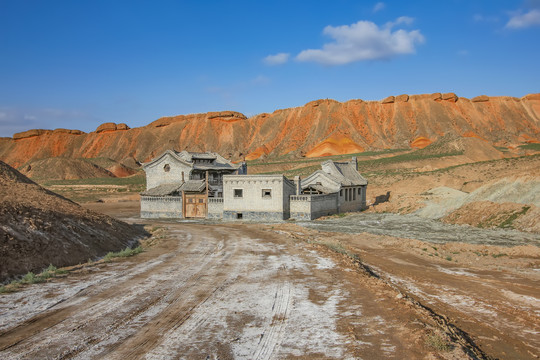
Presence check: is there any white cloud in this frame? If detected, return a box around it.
[506,9,540,28]
[373,2,385,13]
[296,18,424,65]
[263,53,290,65]
[384,16,414,28]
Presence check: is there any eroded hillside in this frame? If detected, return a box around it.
[0,93,538,170]
[0,161,147,282]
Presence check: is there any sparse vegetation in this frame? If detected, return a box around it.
[42,173,145,187]
[358,150,464,168]
[495,146,510,152]
[474,251,488,257]
[37,173,146,203]
[0,264,69,293]
[426,332,452,352]
[445,256,452,261]
[103,246,144,262]
[492,253,508,258]
[518,143,540,151]
[247,148,409,166]
[307,239,361,262]
[419,153,540,175]
[498,206,530,229]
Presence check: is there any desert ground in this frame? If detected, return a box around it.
[0,200,538,359]
[1,142,539,359]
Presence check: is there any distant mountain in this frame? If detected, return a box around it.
[0,93,538,171]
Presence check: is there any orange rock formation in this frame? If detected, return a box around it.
[0,93,538,169]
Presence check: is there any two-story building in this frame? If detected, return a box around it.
[140,150,246,218]
[140,150,368,221]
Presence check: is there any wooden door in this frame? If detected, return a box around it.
[185,194,207,218]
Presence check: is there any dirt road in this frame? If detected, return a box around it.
[1,217,472,359]
[277,224,540,359]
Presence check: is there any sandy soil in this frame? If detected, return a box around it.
[1,201,538,359]
[366,154,540,234]
[1,203,470,360]
[275,224,540,359]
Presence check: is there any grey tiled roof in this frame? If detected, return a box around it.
[305,184,337,194]
[178,180,208,192]
[140,183,182,196]
[190,152,217,159]
[141,180,210,196]
[193,163,236,171]
[333,162,368,186]
[319,160,368,186]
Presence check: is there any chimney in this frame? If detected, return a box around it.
[351,156,358,170]
[181,171,185,182]
[294,176,302,195]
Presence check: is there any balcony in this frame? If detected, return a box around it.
[189,176,222,186]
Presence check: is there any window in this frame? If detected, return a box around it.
[234,189,243,198]
[262,189,272,198]
[340,189,343,197]
[353,188,356,201]
[163,164,170,172]
[199,199,204,203]
[237,213,243,219]
[358,188,361,195]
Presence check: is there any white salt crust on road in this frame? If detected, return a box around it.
[0,225,369,359]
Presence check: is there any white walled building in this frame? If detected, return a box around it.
[290,158,368,220]
[140,150,367,221]
[140,150,246,218]
[223,175,296,220]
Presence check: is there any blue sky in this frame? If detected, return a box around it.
[0,0,539,137]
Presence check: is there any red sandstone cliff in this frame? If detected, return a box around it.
[0,93,538,169]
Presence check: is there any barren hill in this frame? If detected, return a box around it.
[0,93,538,170]
[0,161,147,282]
[18,157,137,180]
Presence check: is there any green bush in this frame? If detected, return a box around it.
[103,246,144,262]
[21,272,44,284]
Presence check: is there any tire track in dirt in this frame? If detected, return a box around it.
[2,221,476,359]
[97,228,246,359]
[140,235,279,359]
[0,228,232,359]
[252,279,292,360]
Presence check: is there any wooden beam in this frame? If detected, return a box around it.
[182,190,185,218]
